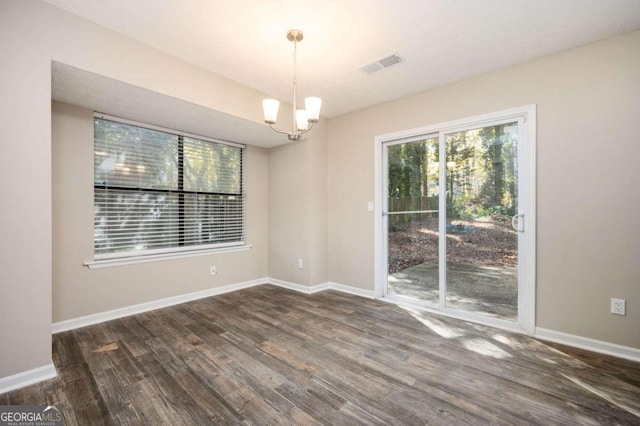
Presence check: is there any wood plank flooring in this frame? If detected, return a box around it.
[2,285,640,425]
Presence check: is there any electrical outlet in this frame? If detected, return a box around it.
[210,266,217,276]
[297,259,304,269]
[611,298,625,316]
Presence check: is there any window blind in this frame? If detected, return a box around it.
[93,115,245,259]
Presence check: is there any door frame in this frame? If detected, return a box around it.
[374,105,537,334]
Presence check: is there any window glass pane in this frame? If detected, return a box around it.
[94,189,179,255]
[94,119,178,190]
[183,194,244,245]
[386,137,440,304]
[94,117,245,259]
[183,137,242,194]
[445,122,519,321]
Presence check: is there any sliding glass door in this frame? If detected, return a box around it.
[380,107,535,331]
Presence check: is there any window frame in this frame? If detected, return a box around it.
[92,112,247,262]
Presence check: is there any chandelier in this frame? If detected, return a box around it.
[262,29,322,141]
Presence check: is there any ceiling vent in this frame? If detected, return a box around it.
[360,54,403,74]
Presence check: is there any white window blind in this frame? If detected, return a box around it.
[93,114,245,259]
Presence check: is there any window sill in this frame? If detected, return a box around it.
[84,245,252,269]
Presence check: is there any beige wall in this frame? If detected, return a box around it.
[52,102,268,322]
[0,0,276,378]
[328,30,640,349]
[268,120,328,285]
[307,121,329,286]
[0,5,52,378]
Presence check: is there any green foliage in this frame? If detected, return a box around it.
[449,197,514,221]
[388,123,518,223]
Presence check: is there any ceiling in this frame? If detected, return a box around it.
[52,62,286,148]
[44,0,640,118]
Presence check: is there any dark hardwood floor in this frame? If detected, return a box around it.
[3,285,640,425]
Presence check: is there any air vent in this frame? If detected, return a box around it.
[359,54,404,74]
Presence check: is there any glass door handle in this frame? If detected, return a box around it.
[511,213,525,232]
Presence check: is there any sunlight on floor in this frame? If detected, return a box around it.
[403,308,465,338]
[491,333,525,350]
[462,338,512,359]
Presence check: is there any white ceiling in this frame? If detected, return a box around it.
[44,0,640,118]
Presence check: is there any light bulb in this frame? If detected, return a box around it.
[262,99,280,124]
[296,109,309,131]
[305,97,322,122]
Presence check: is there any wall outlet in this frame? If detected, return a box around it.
[297,259,304,269]
[210,265,217,276]
[611,298,625,316]
[367,201,374,212]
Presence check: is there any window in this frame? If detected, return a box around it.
[93,114,245,259]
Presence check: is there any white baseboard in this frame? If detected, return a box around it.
[310,283,330,293]
[327,282,376,299]
[535,327,640,363]
[52,277,269,333]
[266,279,374,299]
[266,278,327,294]
[0,363,57,395]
